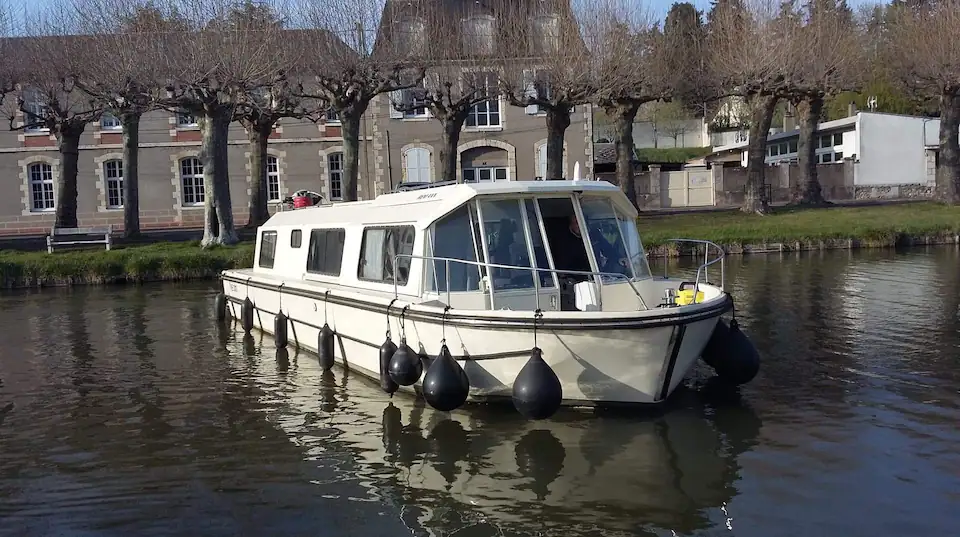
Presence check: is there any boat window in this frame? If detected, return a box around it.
[615,208,651,279]
[579,197,632,280]
[290,229,302,248]
[539,196,593,284]
[358,225,416,286]
[258,230,277,269]
[306,228,345,276]
[522,199,555,288]
[426,205,482,293]
[477,200,534,289]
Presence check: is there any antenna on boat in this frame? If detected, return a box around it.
[572,161,581,182]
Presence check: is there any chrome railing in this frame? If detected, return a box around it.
[660,239,725,304]
[392,253,650,312]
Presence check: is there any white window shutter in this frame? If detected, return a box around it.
[389,90,403,119]
[523,70,539,115]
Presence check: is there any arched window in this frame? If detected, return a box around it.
[403,147,431,183]
[536,145,547,180]
[266,155,280,202]
[103,160,124,208]
[328,152,343,201]
[179,157,205,205]
[28,162,55,211]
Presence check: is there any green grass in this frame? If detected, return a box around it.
[638,202,960,249]
[0,240,254,288]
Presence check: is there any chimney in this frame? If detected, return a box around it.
[848,102,857,117]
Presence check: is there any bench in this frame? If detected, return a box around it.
[47,225,114,253]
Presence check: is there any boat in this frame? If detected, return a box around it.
[216,176,760,419]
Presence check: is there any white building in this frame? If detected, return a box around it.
[708,111,938,187]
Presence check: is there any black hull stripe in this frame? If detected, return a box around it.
[222,273,732,331]
[657,324,687,402]
[227,297,533,362]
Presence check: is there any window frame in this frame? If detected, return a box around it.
[23,90,49,133]
[28,162,55,212]
[100,113,122,130]
[266,155,281,203]
[290,229,303,248]
[103,159,124,209]
[306,228,346,277]
[176,111,198,128]
[403,147,432,183]
[328,152,344,201]
[179,157,205,206]
[357,225,417,287]
[258,230,278,269]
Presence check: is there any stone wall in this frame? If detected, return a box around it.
[600,159,935,209]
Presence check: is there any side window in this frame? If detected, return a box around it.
[306,228,345,276]
[358,225,416,285]
[290,229,302,248]
[258,230,278,269]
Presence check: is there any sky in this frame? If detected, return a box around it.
[4,0,886,34]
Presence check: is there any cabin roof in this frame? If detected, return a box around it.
[261,180,634,229]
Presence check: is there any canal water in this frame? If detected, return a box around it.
[0,246,958,537]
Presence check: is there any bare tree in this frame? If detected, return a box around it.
[159,0,287,246]
[708,0,800,214]
[0,4,17,102]
[228,1,322,227]
[885,1,960,204]
[2,4,102,228]
[500,0,594,180]
[787,0,862,206]
[589,0,673,207]
[297,0,414,201]
[70,0,176,238]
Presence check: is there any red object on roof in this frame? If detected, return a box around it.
[293,195,312,208]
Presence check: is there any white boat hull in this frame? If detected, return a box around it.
[221,271,731,406]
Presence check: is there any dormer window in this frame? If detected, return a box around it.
[463,15,495,55]
[533,14,560,54]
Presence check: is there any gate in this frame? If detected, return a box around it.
[661,170,715,208]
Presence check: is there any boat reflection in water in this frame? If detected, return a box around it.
[257,343,762,537]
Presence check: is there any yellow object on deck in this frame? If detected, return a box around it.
[675,288,705,305]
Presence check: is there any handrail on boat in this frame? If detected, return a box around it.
[660,239,726,301]
[392,253,651,312]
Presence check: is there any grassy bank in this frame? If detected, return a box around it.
[640,202,960,255]
[0,241,254,289]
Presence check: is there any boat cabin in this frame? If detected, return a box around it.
[252,180,654,312]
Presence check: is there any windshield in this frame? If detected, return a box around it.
[615,208,651,279]
[578,197,632,280]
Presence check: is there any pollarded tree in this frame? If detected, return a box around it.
[885,1,960,203]
[159,0,289,246]
[500,0,594,180]
[708,0,801,214]
[297,0,416,201]
[3,5,103,228]
[0,4,17,101]
[70,0,179,238]
[589,1,674,207]
[787,0,862,205]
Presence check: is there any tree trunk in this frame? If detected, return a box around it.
[743,93,777,214]
[545,106,571,180]
[439,113,467,183]
[199,109,238,247]
[609,101,641,208]
[341,111,362,201]
[246,124,271,227]
[937,89,960,204]
[54,124,84,228]
[794,94,826,205]
[121,112,141,238]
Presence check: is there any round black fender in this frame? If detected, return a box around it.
[422,344,469,412]
[274,312,288,349]
[241,298,254,333]
[214,292,227,322]
[318,323,335,371]
[512,347,563,420]
[379,336,399,395]
[702,318,760,386]
[388,337,423,386]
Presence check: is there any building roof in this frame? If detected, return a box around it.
[262,180,635,231]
